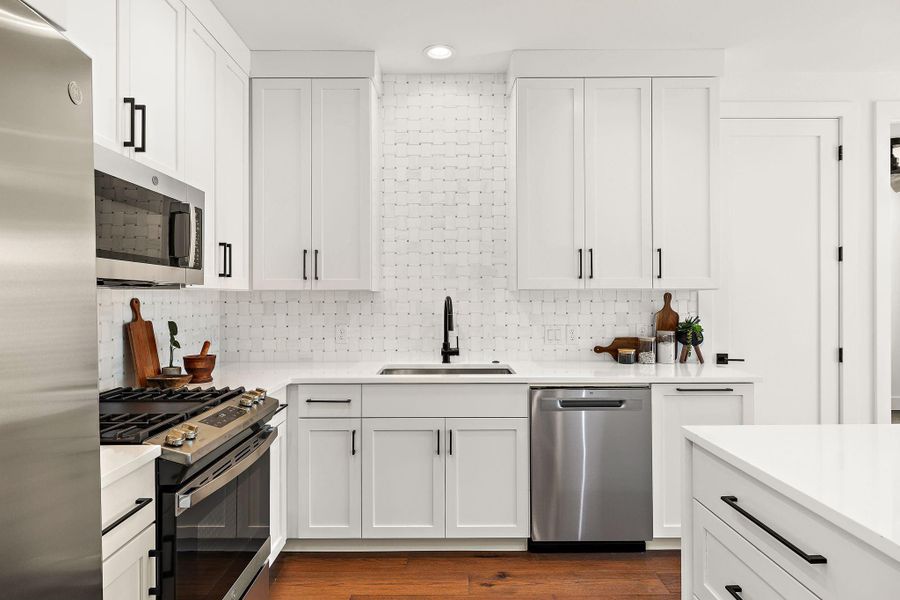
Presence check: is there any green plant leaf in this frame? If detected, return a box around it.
[168,321,178,335]
[172,340,181,349]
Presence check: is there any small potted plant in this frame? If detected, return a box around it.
[676,316,705,363]
[161,320,183,375]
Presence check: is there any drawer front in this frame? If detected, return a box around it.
[362,384,528,418]
[693,447,900,599]
[101,461,155,560]
[296,384,362,417]
[693,500,818,600]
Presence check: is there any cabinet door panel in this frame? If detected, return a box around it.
[102,523,156,600]
[362,418,444,538]
[445,418,529,538]
[298,418,361,539]
[215,51,250,289]
[269,417,287,562]
[584,78,652,288]
[651,383,754,538]
[515,78,585,289]
[311,79,374,290]
[251,78,312,290]
[652,78,719,289]
[120,0,184,176]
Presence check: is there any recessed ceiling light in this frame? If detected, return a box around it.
[424,44,454,60]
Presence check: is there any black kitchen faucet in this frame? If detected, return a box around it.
[441,296,460,364]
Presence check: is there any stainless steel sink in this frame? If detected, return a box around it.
[378,364,515,375]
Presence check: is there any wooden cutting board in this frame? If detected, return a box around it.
[655,292,679,333]
[593,337,640,360]
[126,298,160,387]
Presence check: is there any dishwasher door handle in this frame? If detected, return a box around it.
[557,399,626,409]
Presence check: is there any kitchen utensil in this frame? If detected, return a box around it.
[593,337,641,360]
[126,298,160,387]
[655,292,679,333]
[145,373,193,390]
[183,340,216,384]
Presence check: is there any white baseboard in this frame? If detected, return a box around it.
[647,538,682,551]
[284,538,529,552]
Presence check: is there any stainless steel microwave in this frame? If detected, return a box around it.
[94,145,203,286]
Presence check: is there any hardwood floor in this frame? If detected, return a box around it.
[270,551,681,599]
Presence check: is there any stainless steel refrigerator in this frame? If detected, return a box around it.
[0,1,102,597]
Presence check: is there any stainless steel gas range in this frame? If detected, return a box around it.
[100,386,279,600]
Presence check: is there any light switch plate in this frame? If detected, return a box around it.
[544,325,563,346]
[335,325,348,345]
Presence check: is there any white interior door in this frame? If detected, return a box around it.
[715,118,841,424]
[362,418,445,538]
[515,78,585,289]
[297,418,362,539]
[251,78,312,290]
[584,78,652,288]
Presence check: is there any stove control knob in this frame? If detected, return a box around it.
[165,430,186,447]
[255,388,268,400]
[239,393,255,408]
[182,424,199,440]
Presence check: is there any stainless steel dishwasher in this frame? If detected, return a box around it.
[530,387,652,547]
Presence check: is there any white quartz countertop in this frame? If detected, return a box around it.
[684,425,900,563]
[99,445,160,488]
[197,360,759,394]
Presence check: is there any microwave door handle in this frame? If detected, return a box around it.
[170,208,191,262]
[174,427,277,516]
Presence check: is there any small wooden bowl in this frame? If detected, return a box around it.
[183,353,216,384]
[146,373,193,389]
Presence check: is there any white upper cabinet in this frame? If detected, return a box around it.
[118,0,185,177]
[252,78,313,290]
[584,78,652,288]
[252,78,377,291]
[515,78,585,289]
[651,77,720,289]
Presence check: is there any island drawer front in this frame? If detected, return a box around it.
[296,384,362,417]
[692,500,819,600]
[101,460,155,560]
[362,384,528,418]
[692,447,900,599]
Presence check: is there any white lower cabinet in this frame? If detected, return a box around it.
[298,418,362,538]
[445,418,529,538]
[102,523,156,600]
[269,408,288,563]
[362,418,445,538]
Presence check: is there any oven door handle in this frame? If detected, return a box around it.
[175,427,276,516]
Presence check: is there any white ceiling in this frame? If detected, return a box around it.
[210,0,900,73]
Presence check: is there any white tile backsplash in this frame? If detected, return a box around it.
[96,74,697,386]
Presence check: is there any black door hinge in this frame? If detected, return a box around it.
[838,246,843,262]
[839,347,844,363]
[838,145,843,161]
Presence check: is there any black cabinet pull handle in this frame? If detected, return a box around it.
[725,585,743,599]
[588,248,594,279]
[148,587,159,596]
[303,249,308,280]
[218,242,228,277]
[135,103,147,152]
[577,249,583,279]
[449,429,453,455]
[102,497,152,535]
[351,429,356,456]
[657,248,662,279]
[721,496,827,564]
[226,243,233,278]
[675,388,734,393]
[306,398,352,403]
[314,249,319,280]
[123,97,136,148]
[436,429,440,455]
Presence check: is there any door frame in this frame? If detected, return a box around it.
[702,101,858,424]
[874,102,900,423]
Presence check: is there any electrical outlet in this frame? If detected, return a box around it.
[565,326,578,345]
[543,326,563,346]
[335,325,348,345]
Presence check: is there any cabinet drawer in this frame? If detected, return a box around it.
[101,460,155,560]
[362,384,528,418]
[296,384,361,417]
[693,500,818,600]
[693,447,900,599]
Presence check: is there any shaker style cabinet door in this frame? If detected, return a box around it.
[269,412,288,561]
[297,418,362,539]
[251,78,313,290]
[515,78,585,289]
[118,0,185,178]
[310,79,376,290]
[651,77,720,289]
[444,418,529,538]
[362,418,445,539]
[584,78,653,288]
[102,523,156,600]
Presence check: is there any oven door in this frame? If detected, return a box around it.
[161,426,274,600]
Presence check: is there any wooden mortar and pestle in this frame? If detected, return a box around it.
[183,341,216,384]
